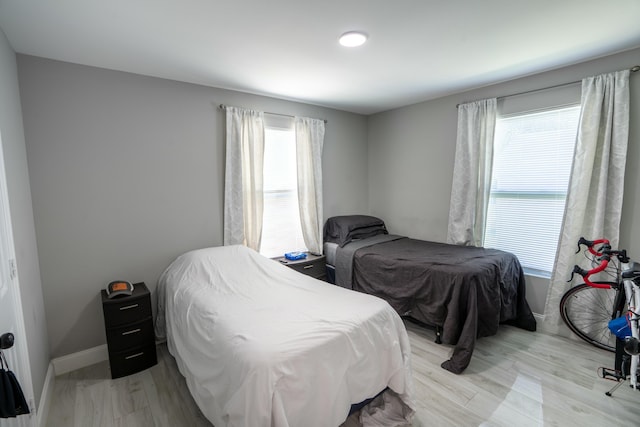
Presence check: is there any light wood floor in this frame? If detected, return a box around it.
[47,321,638,426]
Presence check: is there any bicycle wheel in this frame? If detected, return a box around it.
[559,283,623,352]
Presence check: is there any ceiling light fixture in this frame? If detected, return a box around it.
[339,31,367,47]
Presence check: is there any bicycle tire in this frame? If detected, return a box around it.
[559,283,623,352]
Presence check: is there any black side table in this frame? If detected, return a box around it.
[101,282,157,379]
[274,253,327,282]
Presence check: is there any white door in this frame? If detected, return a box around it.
[0,131,34,427]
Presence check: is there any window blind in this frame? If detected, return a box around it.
[484,105,580,276]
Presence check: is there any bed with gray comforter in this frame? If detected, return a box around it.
[324,215,537,374]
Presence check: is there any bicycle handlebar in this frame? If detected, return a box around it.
[570,237,618,289]
[575,237,611,256]
[571,261,612,288]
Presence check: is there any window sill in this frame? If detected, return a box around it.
[523,268,551,279]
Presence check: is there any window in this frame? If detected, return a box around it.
[260,120,307,258]
[483,105,580,276]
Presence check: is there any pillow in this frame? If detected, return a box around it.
[323,215,388,247]
[347,225,389,242]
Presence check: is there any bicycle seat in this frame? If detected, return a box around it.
[622,261,640,279]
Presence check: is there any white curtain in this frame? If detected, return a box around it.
[223,106,265,251]
[543,70,630,333]
[447,98,497,247]
[295,117,325,255]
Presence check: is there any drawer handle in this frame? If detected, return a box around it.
[125,352,144,360]
[119,304,139,311]
[121,328,141,336]
[303,265,314,269]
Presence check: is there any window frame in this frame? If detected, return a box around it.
[483,96,581,278]
[259,114,308,258]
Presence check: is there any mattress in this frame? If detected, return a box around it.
[155,245,415,426]
[324,241,338,266]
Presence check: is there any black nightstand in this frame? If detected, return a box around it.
[101,282,157,379]
[274,253,327,281]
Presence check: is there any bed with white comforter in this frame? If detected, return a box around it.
[154,245,415,427]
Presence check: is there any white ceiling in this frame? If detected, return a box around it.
[1,0,640,115]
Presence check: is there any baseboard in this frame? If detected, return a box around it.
[533,312,545,323]
[37,346,108,426]
[37,362,55,427]
[51,344,108,376]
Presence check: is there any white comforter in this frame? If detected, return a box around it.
[155,245,414,427]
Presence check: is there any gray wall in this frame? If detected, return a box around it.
[17,55,369,358]
[0,30,48,406]
[15,45,640,360]
[368,47,640,315]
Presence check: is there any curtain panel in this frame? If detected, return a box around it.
[543,70,630,333]
[447,98,497,247]
[295,117,325,255]
[223,106,265,251]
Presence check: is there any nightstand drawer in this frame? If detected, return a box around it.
[275,253,327,281]
[109,343,157,379]
[105,317,154,352]
[102,292,152,328]
[288,259,325,278]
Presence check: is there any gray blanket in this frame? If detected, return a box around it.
[335,234,404,289]
[334,236,536,374]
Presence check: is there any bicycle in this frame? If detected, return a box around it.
[559,237,640,396]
